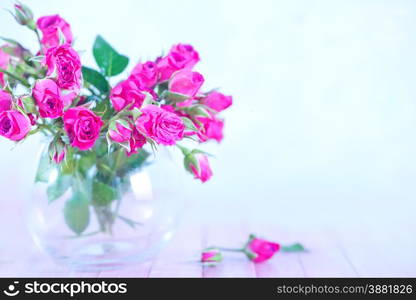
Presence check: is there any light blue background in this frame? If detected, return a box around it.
[0,0,415,229]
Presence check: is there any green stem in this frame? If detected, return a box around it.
[37,124,55,135]
[0,68,30,87]
[102,104,133,131]
[33,29,43,54]
[176,143,190,156]
[216,247,245,252]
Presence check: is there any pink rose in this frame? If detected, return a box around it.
[168,70,204,98]
[33,79,68,119]
[244,235,280,263]
[0,110,31,141]
[202,91,232,112]
[190,154,213,183]
[126,127,147,156]
[44,44,81,90]
[136,104,184,146]
[63,107,103,151]
[110,78,147,112]
[36,15,73,50]
[201,248,222,264]
[108,121,132,143]
[0,90,12,113]
[170,43,199,69]
[131,61,158,88]
[197,116,224,143]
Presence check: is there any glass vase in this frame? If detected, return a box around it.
[28,138,185,271]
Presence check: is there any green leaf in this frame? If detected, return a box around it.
[35,151,52,183]
[93,35,129,76]
[82,66,109,93]
[281,243,306,252]
[0,36,23,47]
[21,96,36,113]
[181,117,198,132]
[161,90,189,103]
[63,191,90,235]
[47,175,72,203]
[92,180,117,207]
[186,105,211,118]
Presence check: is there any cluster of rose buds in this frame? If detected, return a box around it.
[0,3,232,183]
[201,234,305,266]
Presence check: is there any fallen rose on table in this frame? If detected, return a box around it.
[201,234,306,266]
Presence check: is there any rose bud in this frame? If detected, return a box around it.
[108,120,133,143]
[44,44,82,90]
[11,2,35,29]
[185,152,213,183]
[48,137,67,164]
[201,248,223,265]
[196,116,224,143]
[63,107,103,151]
[243,234,280,263]
[131,61,158,89]
[0,90,12,113]
[36,14,73,49]
[202,91,233,112]
[0,110,31,141]
[168,70,204,98]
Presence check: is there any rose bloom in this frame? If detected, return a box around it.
[156,43,200,82]
[110,78,148,112]
[0,47,10,87]
[196,116,224,143]
[168,70,204,98]
[44,44,81,90]
[190,154,213,183]
[136,105,184,146]
[36,15,73,49]
[245,235,280,263]
[202,91,233,112]
[0,90,12,113]
[131,61,158,88]
[33,79,65,119]
[63,107,103,151]
[156,53,187,82]
[0,110,31,141]
[170,43,199,69]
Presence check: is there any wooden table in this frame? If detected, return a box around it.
[1,204,415,278]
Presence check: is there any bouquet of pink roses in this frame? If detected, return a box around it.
[0,3,232,236]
